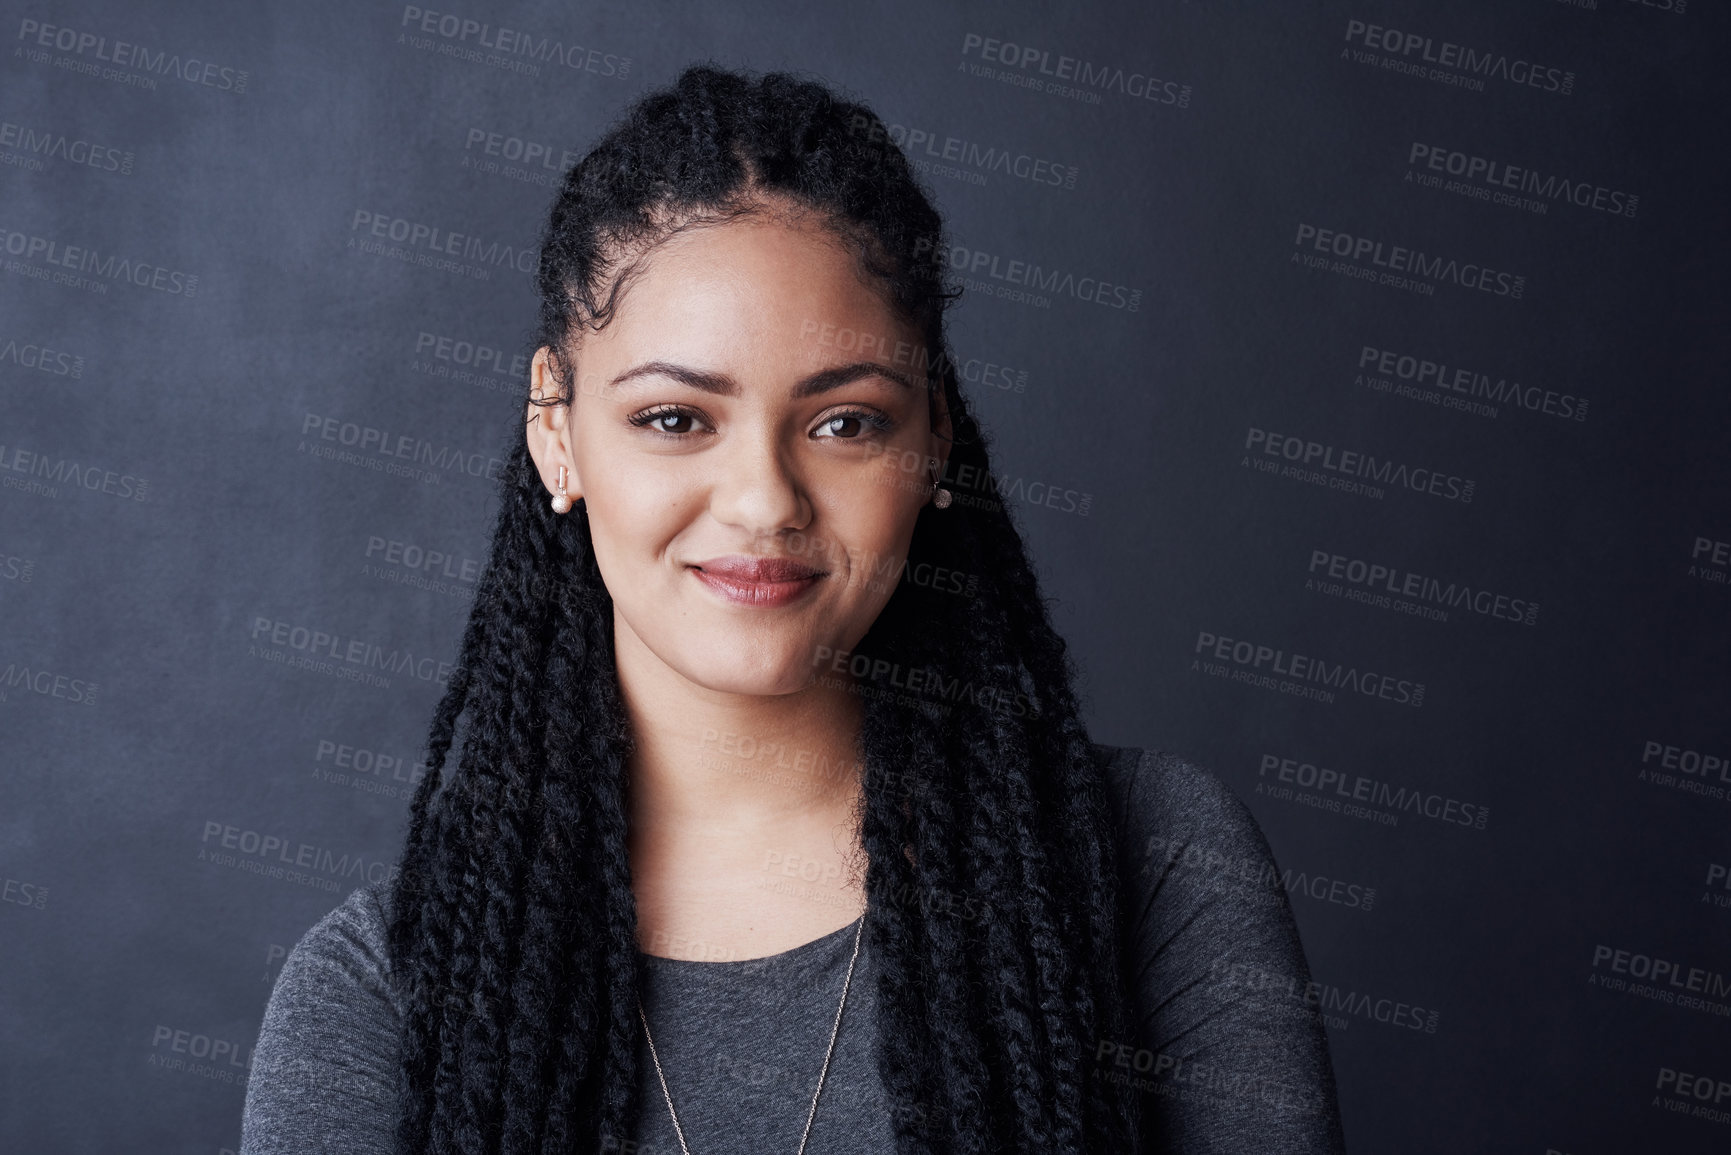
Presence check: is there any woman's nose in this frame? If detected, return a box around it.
[706,429,813,534]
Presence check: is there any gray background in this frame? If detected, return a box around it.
[3,0,1728,1151]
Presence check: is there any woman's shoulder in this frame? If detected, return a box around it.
[1087,740,1270,858]
[1087,739,1299,930]
[285,877,395,978]
[240,880,403,1153]
[267,877,402,1028]
[1088,742,1348,1151]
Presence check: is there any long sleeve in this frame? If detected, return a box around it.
[239,880,403,1154]
[1096,744,1347,1154]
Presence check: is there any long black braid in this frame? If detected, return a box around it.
[385,63,1146,1154]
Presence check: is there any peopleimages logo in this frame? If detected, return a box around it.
[1357,344,1587,423]
[1704,864,1731,909]
[1590,944,1731,1003]
[461,127,581,175]
[914,235,1141,312]
[0,660,98,706]
[958,33,1192,108]
[364,535,482,584]
[0,118,134,175]
[1690,535,1730,588]
[312,737,428,793]
[15,18,251,93]
[348,210,535,276]
[1093,1039,1331,1114]
[1655,1067,1731,1128]
[298,411,507,485]
[396,6,631,77]
[1643,740,1730,780]
[1307,548,1538,627]
[1638,738,1730,804]
[1407,143,1637,219]
[1293,223,1525,299]
[1256,752,1490,831]
[199,820,400,886]
[0,335,85,378]
[1138,835,1377,912]
[1193,629,1425,707]
[847,113,1079,190]
[0,225,199,296]
[249,615,459,688]
[1206,958,1441,1035]
[1243,427,1475,504]
[410,329,527,395]
[0,441,149,501]
[1342,18,1574,96]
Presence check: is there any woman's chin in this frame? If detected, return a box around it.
[687,664,832,699]
[693,635,864,698]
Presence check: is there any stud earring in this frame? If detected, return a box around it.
[550,465,573,514]
[929,463,952,509]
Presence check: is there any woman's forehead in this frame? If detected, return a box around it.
[581,218,914,362]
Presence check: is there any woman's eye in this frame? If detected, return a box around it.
[627,405,893,440]
[816,409,895,440]
[628,406,709,436]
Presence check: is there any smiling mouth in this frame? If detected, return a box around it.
[687,557,826,608]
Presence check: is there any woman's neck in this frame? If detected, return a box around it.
[611,609,872,959]
[613,622,867,824]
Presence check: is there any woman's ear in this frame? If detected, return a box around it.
[525,345,582,500]
[928,380,954,479]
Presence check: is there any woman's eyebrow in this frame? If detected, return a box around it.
[605,360,919,397]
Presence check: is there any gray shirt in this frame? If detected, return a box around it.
[238,744,1346,1153]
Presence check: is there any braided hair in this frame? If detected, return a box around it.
[385,62,1144,1154]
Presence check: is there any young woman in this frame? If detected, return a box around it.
[240,65,1345,1155]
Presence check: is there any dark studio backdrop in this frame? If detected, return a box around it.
[2,0,1727,1151]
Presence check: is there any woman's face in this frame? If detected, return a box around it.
[525,210,950,697]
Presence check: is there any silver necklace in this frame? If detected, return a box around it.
[636,913,867,1155]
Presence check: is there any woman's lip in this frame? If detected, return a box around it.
[690,556,824,582]
[689,568,823,608]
